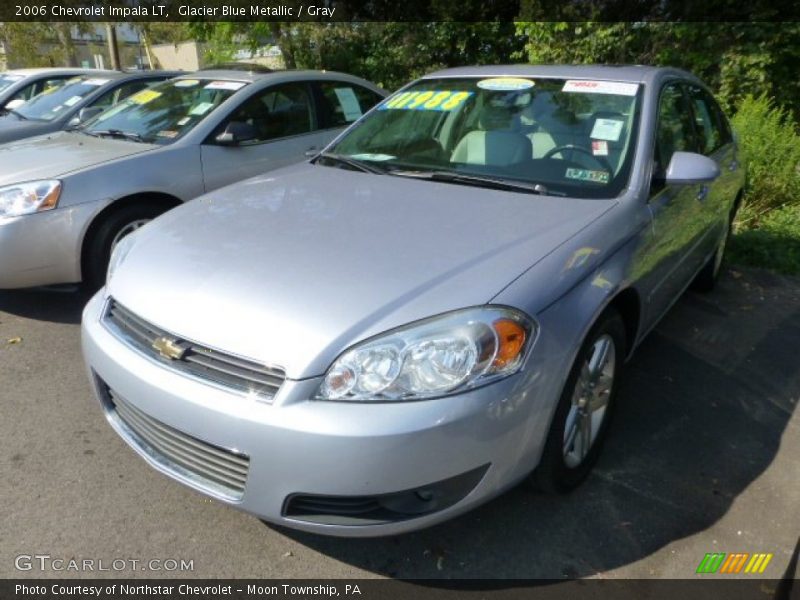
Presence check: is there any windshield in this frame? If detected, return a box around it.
[83,78,247,144]
[327,77,642,198]
[0,73,25,93]
[15,75,113,121]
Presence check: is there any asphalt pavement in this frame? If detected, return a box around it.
[1,267,798,581]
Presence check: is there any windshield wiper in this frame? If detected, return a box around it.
[315,152,387,175]
[87,129,145,143]
[389,170,563,196]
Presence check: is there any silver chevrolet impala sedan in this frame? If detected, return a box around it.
[0,68,384,288]
[82,65,744,536]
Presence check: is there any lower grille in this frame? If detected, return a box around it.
[103,298,285,401]
[283,464,489,526]
[105,385,249,500]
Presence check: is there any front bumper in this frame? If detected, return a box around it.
[82,291,558,536]
[0,201,105,288]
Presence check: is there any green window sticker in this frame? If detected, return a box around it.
[565,168,610,184]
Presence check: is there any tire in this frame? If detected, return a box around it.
[82,203,165,291]
[528,309,626,493]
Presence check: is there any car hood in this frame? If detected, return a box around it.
[109,164,617,379]
[0,114,54,145]
[0,131,155,185]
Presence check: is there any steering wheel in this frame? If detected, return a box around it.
[542,144,612,172]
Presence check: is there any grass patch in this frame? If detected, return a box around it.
[728,205,800,275]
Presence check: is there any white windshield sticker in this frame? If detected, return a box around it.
[350,153,395,161]
[333,87,362,121]
[591,118,625,141]
[562,80,639,96]
[83,78,110,86]
[63,95,83,107]
[189,102,214,116]
[204,81,246,91]
[477,77,535,91]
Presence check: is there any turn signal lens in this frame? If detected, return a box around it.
[491,319,527,369]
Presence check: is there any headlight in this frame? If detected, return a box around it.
[0,180,61,218]
[106,231,137,283]
[317,307,535,401]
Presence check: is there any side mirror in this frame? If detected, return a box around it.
[665,151,720,184]
[78,106,104,123]
[215,121,257,146]
[5,98,25,110]
[69,106,104,127]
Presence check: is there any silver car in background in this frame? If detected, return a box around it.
[0,68,385,288]
[83,65,744,536]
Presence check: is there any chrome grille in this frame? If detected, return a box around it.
[106,385,249,500]
[103,298,285,400]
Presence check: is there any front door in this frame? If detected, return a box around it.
[199,81,331,192]
[640,81,711,328]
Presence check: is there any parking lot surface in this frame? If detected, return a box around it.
[1,267,798,580]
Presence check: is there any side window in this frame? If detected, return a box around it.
[687,84,724,155]
[221,82,313,143]
[9,82,38,103]
[653,82,697,180]
[13,77,69,102]
[315,81,383,129]
[709,94,734,146]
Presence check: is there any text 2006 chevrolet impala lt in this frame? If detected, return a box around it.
[82,65,744,536]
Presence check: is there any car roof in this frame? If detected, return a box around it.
[423,64,701,85]
[4,68,91,76]
[46,70,182,81]
[177,68,380,87]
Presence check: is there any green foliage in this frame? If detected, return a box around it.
[728,205,800,275]
[731,94,800,219]
[188,22,525,90]
[514,22,800,118]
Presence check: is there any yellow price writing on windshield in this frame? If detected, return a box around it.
[380,90,472,112]
[129,89,162,105]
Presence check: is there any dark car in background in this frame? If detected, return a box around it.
[0,70,180,144]
[0,68,92,113]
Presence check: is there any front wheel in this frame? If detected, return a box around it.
[528,309,626,493]
[82,204,165,290]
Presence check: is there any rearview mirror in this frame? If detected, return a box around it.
[665,151,720,184]
[215,121,257,146]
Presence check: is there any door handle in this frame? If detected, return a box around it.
[696,185,709,201]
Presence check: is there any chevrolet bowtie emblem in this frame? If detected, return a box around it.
[152,336,186,360]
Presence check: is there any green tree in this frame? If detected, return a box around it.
[514,22,800,117]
